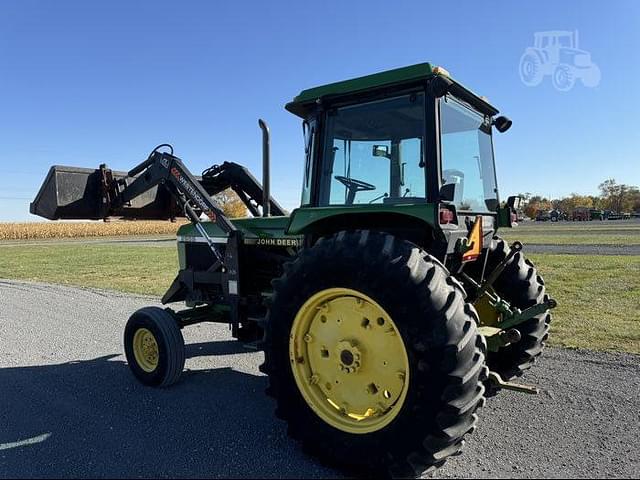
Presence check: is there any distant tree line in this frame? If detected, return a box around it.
[518,179,640,219]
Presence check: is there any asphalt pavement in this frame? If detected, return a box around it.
[524,243,640,255]
[1,280,638,478]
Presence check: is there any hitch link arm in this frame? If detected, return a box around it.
[188,205,226,267]
[499,298,557,330]
[464,270,557,330]
[477,241,522,296]
[487,371,539,395]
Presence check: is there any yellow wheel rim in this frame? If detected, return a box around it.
[289,288,410,434]
[132,328,159,373]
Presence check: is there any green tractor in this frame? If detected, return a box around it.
[31,63,555,477]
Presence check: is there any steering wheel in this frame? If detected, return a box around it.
[334,175,376,205]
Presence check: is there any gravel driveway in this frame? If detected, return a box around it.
[1,280,638,478]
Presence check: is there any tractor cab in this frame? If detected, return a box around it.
[285,63,514,253]
[534,30,577,50]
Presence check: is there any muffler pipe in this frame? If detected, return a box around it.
[258,119,271,217]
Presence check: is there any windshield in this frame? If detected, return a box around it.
[439,95,498,212]
[558,35,573,48]
[318,93,426,206]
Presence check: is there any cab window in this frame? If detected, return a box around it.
[318,93,426,206]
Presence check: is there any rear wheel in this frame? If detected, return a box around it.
[262,231,487,477]
[519,52,543,86]
[124,307,185,387]
[289,287,411,434]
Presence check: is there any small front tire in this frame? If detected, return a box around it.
[124,307,185,387]
[552,64,575,91]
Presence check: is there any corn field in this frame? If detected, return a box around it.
[0,221,185,240]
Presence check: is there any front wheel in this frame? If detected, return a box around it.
[552,64,575,91]
[262,231,487,477]
[580,63,601,88]
[124,307,185,387]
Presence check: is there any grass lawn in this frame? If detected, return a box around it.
[501,221,640,245]
[0,244,177,296]
[529,253,639,354]
[0,244,638,354]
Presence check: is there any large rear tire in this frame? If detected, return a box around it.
[519,51,544,86]
[262,231,487,477]
[467,237,552,379]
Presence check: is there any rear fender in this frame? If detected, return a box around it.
[524,47,548,65]
[285,206,444,251]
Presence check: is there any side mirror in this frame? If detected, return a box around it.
[372,145,390,158]
[439,183,456,202]
[485,198,499,211]
[493,116,512,133]
[507,195,522,210]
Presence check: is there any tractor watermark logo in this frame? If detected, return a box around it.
[519,30,600,91]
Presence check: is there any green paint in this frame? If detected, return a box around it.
[499,300,556,330]
[177,203,440,241]
[177,215,294,240]
[286,63,435,117]
[496,206,511,229]
[177,239,186,269]
[286,203,439,235]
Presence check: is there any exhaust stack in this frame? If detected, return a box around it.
[258,119,271,217]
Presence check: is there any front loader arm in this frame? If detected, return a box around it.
[31,152,281,224]
[115,150,236,234]
[115,150,241,272]
[200,162,286,217]
[100,149,243,320]
[30,146,247,321]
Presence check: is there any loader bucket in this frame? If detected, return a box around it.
[30,165,178,220]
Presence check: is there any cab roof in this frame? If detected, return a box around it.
[285,62,499,118]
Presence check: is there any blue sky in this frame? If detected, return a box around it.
[1,0,639,220]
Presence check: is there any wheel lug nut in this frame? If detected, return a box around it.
[304,334,313,343]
